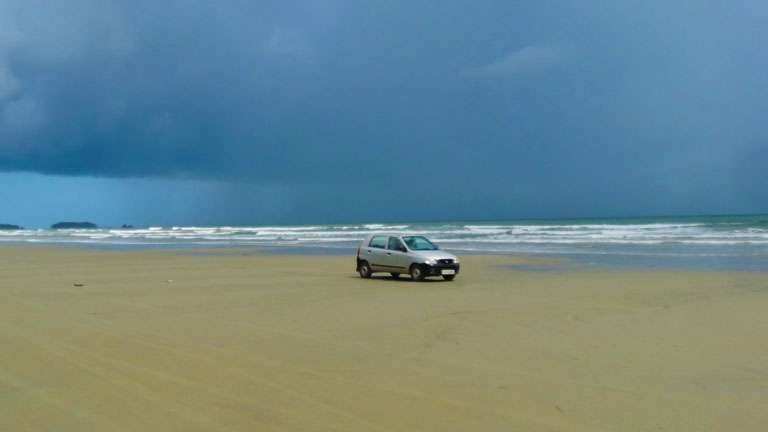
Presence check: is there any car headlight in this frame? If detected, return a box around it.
[424,259,436,265]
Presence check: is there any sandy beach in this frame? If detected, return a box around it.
[1,244,767,431]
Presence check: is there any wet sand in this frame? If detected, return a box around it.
[1,245,767,431]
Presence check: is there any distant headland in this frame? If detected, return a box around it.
[0,224,23,230]
[51,222,98,229]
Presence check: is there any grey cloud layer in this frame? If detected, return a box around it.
[463,45,565,78]
[1,0,766,215]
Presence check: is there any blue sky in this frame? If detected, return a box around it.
[1,1,767,227]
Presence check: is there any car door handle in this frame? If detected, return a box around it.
[386,252,392,255]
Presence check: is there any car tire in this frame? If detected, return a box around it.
[442,275,456,281]
[390,272,400,279]
[410,264,426,281]
[358,261,372,278]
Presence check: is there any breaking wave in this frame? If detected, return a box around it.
[2,216,768,255]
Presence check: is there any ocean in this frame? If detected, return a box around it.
[2,214,768,271]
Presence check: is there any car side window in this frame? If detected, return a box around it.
[388,237,405,251]
[369,236,387,249]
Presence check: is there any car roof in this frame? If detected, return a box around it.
[365,233,403,238]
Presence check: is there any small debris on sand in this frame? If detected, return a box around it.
[73,283,85,287]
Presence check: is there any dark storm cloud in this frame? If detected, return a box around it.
[1,0,767,216]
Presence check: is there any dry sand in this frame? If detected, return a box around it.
[1,245,767,431]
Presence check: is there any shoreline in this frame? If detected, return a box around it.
[3,214,768,272]
[2,241,767,273]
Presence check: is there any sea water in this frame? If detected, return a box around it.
[2,214,767,271]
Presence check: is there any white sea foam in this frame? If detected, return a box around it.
[3,221,768,259]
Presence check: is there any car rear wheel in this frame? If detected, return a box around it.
[358,261,372,278]
[442,275,456,281]
[410,264,425,281]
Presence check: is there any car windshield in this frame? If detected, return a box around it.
[402,236,438,251]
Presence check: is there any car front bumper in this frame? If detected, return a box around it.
[424,263,460,276]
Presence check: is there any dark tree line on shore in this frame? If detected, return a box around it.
[0,222,142,230]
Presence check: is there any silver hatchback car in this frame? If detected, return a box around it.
[356,234,460,281]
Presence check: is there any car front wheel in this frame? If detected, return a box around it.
[410,264,426,281]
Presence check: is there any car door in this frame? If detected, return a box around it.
[386,236,411,272]
[364,235,389,271]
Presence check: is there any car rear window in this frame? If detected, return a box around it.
[369,236,387,249]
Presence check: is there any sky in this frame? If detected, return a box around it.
[1,1,767,227]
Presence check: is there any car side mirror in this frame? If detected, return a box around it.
[399,246,407,253]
